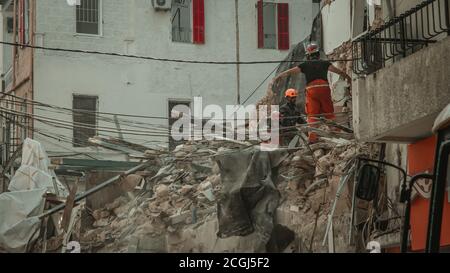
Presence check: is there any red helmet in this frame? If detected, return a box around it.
[305,42,320,55]
[285,89,298,98]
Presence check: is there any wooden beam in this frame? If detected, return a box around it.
[53,158,140,169]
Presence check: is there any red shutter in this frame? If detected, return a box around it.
[257,0,264,48]
[277,3,289,50]
[19,0,25,45]
[193,0,205,44]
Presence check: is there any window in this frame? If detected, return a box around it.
[73,95,98,147]
[18,0,30,45]
[257,1,290,50]
[172,0,205,44]
[76,0,101,35]
[7,17,14,34]
[353,0,382,73]
[172,0,191,43]
[168,100,191,151]
[352,0,380,38]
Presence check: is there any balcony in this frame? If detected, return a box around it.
[352,0,450,142]
[2,66,13,91]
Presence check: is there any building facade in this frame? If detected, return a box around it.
[352,0,450,252]
[0,0,318,160]
[316,0,449,252]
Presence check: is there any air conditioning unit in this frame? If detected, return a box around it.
[152,0,171,11]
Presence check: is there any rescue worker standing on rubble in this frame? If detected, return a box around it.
[279,89,306,146]
[272,42,351,143]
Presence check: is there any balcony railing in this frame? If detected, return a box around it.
[353,0,449,75]
[3,66,13,90]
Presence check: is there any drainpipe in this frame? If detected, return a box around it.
[30,0,35,139]
[12,0,16,90]
[234,0,240,105]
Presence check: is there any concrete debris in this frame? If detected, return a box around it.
[32,133,378,253]
[119,174,143,192]
[155,184,170,198]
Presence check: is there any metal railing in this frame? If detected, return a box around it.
[3,66,13,90]
[0,99,31,169]
[353,0,449,75]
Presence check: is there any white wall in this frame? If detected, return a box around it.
[321,0,351,54]
[33,0,313,157]
[0,6,3,76]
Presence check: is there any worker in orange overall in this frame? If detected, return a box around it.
[272,42,351,143]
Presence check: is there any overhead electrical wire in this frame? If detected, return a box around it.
[0,105,352,142]
[0,93,351,125]
[0,41,358,65]
[0,112,99,160]
[0,106,170,135]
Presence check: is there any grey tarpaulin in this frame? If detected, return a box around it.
[0,138,67,252]
[214,147,288,251]
[0,189,46,252]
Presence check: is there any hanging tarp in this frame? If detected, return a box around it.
[0,189,46,252]
[0,138,67,252]
[214,147,288,252]
[8,138,67,195]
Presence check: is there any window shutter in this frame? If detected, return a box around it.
[19,0,25,45]
[193,0,205,44]
[73,95,97,147]
[277,3,289,50]
[257,0,264,48]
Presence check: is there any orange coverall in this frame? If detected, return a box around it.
[305,79,336,143]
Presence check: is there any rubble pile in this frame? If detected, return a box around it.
[43,141,243,253]
[31,132,378,253]
[88,139,371,252]
[327,41,353,77]
[276,139,375,252]
[256,84,278,111]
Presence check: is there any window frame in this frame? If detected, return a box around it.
[257,1,290,51]
[72,94,99,148]
[75,0,103,37]
[351,0,378,40]
[171,0,193,43]
[171,0,205,45]
[168,98,192,151]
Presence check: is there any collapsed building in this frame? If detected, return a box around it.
[2,134,381,253]
[1,0,449,254]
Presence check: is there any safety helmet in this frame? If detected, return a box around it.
[305,42,320,55]
[285,89,298,98]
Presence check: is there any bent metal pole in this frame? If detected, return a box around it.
[38,162,150,219]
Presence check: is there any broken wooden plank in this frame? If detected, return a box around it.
[61,179,78,232]
[318,117,354,134]
[169,206,216,225]
[89,137,145,156]
[38,162,149,219]
[298,127,353,140]
[54,158,140,169]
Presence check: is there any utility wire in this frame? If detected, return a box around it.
[0,41,358,65]
[0,112,98,160]
[1,105,352,141]
[0,94,351,123]
[0,106,170,135]
[242,65,280,105]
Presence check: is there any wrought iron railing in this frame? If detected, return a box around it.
[3,66,13,90]
[353,0,449,75]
